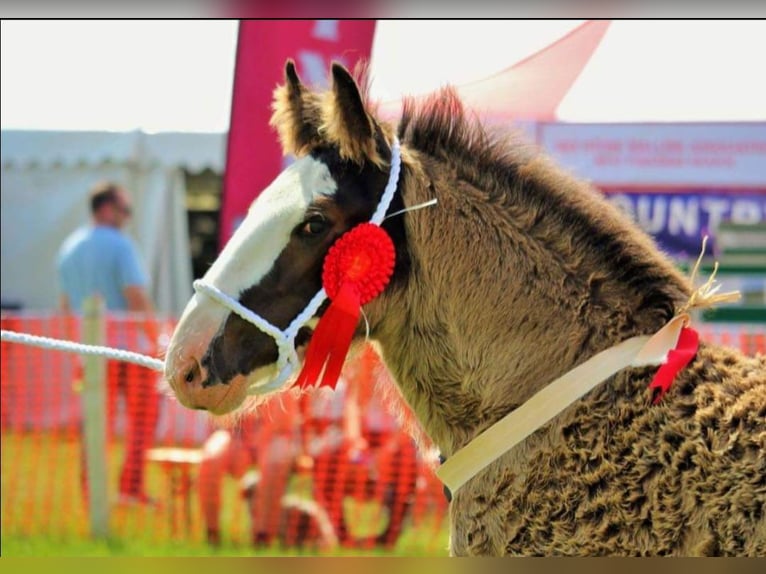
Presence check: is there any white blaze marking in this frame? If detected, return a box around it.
[168,156,337,380]
[206,155,336,293]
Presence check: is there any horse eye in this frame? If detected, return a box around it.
[299,217,329,237]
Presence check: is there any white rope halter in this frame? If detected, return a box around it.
[193,138,403,396]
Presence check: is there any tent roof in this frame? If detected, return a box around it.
[456,20,609,122]
[378,20,766,123]
[1,129,226,172]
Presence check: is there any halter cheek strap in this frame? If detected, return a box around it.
[192,281,327,393]
[192,137,402,395]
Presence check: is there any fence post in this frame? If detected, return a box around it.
[81,295,109,539]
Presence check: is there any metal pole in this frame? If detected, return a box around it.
[81,295,109,538]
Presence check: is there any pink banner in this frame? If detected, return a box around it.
[219,20,377,247]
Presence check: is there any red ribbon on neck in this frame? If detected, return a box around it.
[294,223,395,390]
[649,326,699,404]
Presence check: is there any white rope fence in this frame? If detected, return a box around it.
[0,329,165,371]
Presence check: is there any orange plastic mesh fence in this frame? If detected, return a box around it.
[695,322,766,357]
[2,313,762,554]
[1,313,449,554]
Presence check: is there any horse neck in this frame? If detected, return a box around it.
[367,152,691,455]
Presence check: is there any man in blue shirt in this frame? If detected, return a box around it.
[57,181,161,507]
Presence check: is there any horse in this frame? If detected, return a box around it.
[164,60,766,556]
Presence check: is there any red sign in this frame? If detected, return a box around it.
[218,20,377,247]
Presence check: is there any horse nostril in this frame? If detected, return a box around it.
[183,359,202,386]
[169,354,243,415]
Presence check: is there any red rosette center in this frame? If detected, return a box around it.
[322,223,395,304]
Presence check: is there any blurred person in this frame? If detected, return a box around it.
[198,349,421,550]
[197,423,256,546]
[57,181,162,506]
[311,347,419,549]
[197,390,310,548]
[300,376,353,543]
[247,390,306,547]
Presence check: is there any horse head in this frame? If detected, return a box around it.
[164,61,403,414]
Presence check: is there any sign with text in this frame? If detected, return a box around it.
[540,123,766,187]
[538,122,766,257]
[600,187,766,257]
[218,20,377,247]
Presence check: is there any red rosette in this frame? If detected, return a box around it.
[322,223,395,303]
[294,224,395,390]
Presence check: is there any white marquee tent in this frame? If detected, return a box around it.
[1,129,226,316]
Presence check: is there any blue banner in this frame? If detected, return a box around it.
[601,189,766,257]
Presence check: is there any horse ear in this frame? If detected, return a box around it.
[320,62,383,166]
[285,59,302,92]
[270,59,323,157]
[330,62,374,142]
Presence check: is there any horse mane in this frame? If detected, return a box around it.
[398,86,535,197]
[395,86,691,323]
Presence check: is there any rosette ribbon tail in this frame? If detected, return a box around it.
[295,282,361,390]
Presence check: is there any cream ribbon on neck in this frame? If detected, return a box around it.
[436,239,740,495]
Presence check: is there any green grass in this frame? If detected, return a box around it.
[2,531,448,557]
[1,431,450,557]
[1,534,250,556]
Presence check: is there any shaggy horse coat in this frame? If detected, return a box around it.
[369,93,766,556]
[166,62,766,556]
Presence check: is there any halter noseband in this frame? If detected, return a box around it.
[193,138,402,395]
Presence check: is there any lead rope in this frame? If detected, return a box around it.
[0,329,165,371]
